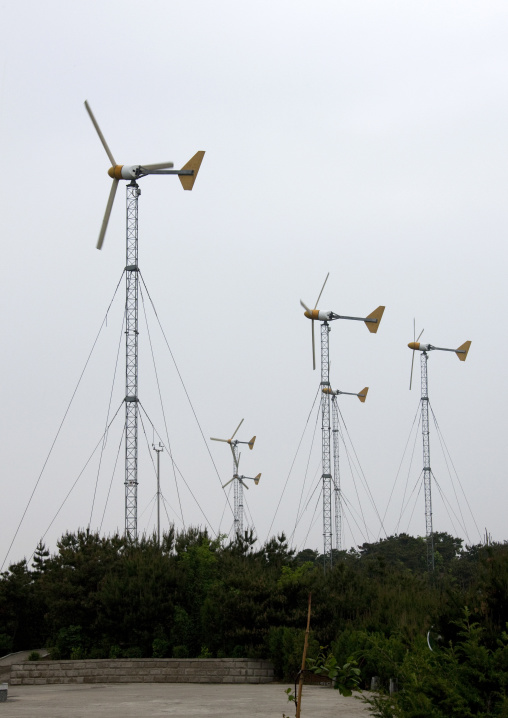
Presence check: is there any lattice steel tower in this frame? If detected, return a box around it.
[300,274,384,570]
[420,351,433,571]
[323,385,368,552]
[84,100,205,541]
[408,333,472,571]
[124,182,141,538]
[320,323,332,566]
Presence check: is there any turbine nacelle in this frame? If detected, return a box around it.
[107,164,173,180]
[303,309,335,322]
[407,340,471,361]
[322,386,369,402]
[408,342,432,352]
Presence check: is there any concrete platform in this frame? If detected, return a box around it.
[0,682,371,717]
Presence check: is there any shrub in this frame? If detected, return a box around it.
[123,646,143,658]
[172,645,189,658]
[266,627,320,680]
[152,637,170,658]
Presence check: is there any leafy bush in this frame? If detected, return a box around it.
[123,646,143,658]
[307,648,362,696]
[266,626,319,680]
[27,651,41,661]
[152,637,170,658]
[363,608,508,717]
[109,645,122,659]
[52,625,84,660]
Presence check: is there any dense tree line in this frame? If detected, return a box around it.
[1,528,508,713]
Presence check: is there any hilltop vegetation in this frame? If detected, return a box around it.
[1,529,508,714]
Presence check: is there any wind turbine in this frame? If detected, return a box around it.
[322,385,368,551]
[210,419,261,539]
[408,321,471,571]
[84,101,205,541]
[300,273,384,570]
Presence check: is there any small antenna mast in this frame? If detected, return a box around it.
[152,442,164,545]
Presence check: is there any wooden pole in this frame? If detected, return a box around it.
[295,593,312,718]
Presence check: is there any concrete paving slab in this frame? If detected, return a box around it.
[1,682,372,717]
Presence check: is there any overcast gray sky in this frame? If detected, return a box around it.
[1,1,506,567]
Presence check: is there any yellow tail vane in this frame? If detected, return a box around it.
[179,150,205,190]
[254,473,261,485]
[456,340,471,361]
[365,306,385,333]
[358,387,369,403]
[248,436,256,450]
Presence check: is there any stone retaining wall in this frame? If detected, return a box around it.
[9,658,274,685]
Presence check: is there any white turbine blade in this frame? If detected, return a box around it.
[222,477,235,489]
[210,437,229,443]
[312,320,316,370]
[230,444,239,470]
[314,272,329,309]
[417,328,424,341]
[300,299,311,312]
[409,350,415,390]
[97,179,119,250]
[84,100,116,166]
[230,419,244,441]
[141,161,174,170]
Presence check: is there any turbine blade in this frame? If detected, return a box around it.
[312,320,316,370]
[409,350,415,390]
[84,100,116,166]
[141,161,174,170]
[230,444,239,469]
[96,179,119,250]
[239,479,249,490]
[314,272,329,309]
[300,299,311,312]
[222,477,235,489]
[417,328,424,341]
[230,418,244,441]
[210,437,229,443]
